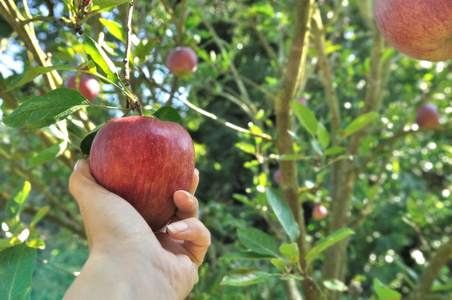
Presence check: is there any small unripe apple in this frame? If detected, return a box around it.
[374,0,452,61]
[273,170,281,184]
[415,104,440,128]
[66,73,100,102]
[90,116,195,231]
[312,205,328,220]
[166,47,198,77]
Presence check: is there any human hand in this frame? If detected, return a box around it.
[64,159,210,300]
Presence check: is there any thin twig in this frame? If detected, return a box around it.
[139,69,272,141]
[121,1,143,115]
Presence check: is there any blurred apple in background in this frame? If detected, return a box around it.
[166,47,198,77]
[66,73,100,102]
[297,98,307,106]
[415,104,440,128]
[313,205,328,220]
[273,169,281,184]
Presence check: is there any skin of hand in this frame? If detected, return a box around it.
[63,159,211,300]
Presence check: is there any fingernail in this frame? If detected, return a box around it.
[194,168,199,176]
[74,160,80,171]
[167,222,188,234]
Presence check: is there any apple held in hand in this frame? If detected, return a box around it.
[374,0,452,62]
[90,116,196,231]
[416,104,440,128]
[66,73,100,102]
[312,205,328,220]
[166,47,198,77]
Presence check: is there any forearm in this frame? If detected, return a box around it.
[63,254,178,300]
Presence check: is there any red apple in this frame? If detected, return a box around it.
[312,205,328,220]
[89,116,195,231]
[166,47,198,77]
[66,73,100,102]
[273,170,281,184]
[374,0,452,62]
[415,104,440,128]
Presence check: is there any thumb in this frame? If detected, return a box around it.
[69,160,154,251]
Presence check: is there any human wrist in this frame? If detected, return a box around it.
[65,252,181,300]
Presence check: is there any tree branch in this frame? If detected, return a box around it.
[139,70,273,141]
[0,192,86,238]
[408,238,452,300]
[312,6,341,146]
[274,0,325,298]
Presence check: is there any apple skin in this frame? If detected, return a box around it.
[374,0,452,62]
[89,116,195,231]
[166,47,198,77]
[312,205,328,220]
[66,73,100,102]
[273,170,281,184]
[415,104,440,128]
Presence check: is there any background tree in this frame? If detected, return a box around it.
[0,0,451,299]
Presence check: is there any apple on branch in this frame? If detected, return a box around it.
[415,104,440,128]
[166,47,198,77]
[374,0,452,62]
[312,205,328,220]
[89,116,196,231]
[66,73,100,103]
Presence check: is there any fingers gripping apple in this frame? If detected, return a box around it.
[90,116,195,231]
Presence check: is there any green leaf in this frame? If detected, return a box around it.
[92,0,129,11]
[279,243,299,263]
[154,106,182,123]
[271,258,287,272]
[80,122,105,156]
[324,146,347,156]
[28,141,67,168]
[6,182,31,219]
[30,206,50,229]
[0,243,37,300]
[7,65,72,91]
[99,18,126,43]
[266,188,300,242]
[249,124,263,144]
[235,142,256,155]
[232,194,253,206]
[317,123,330,148]
[305,228,354,262]
[0,239,14,252]
[220,269,270,286]
[310,140,323,156]
[237,227,278,257]
[323,279,348,291]
[342,112,379,138]
[26,239,45,249]
[2,88,91,129]
[221,251,276,261]
[374,278,401,300]
[292,99,318,136]
[83,35,118,82]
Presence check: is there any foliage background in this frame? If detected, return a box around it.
[0,0,451,299]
